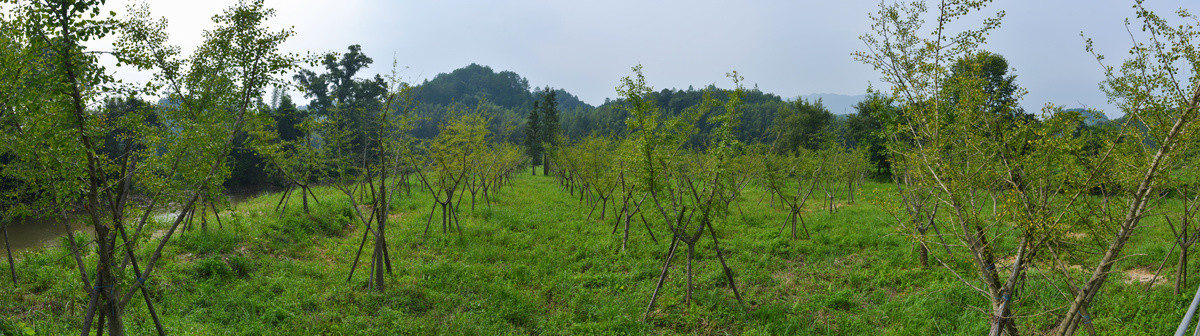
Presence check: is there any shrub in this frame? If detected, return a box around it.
[176,230,240,255]
[193,256,233,280]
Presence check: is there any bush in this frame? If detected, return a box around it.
[57,231,92,255]
[227,254,254,278]
[272,203,350,239]
[193,256,233,280]
[176,229,240,255]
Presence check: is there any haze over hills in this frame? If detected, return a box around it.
[407,63,868,115]
[798,93,868,115]
[311,64,1109,123]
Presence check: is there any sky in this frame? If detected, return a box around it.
[94,0,1197,117]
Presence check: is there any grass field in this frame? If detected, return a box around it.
[0,172,1194,335]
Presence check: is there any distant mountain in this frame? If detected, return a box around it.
[798,93,867,115]
[1064,108,1110,126]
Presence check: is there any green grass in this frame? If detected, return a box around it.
[0,173,1196,334]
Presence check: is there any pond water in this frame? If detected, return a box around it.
[1,216,96,252]
[0,189,270,255]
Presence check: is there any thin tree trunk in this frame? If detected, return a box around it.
[208,200,223,230]
[81,286,98,336]
[1178,229,1188,296]
[302,185,310,213]
[644,235,680,320]
[3,224,14,285]
[705,219,744,307]
[918,227,930,268]
[1178,211,1192,296]
[373,168,387,290]
[348,222,372,282]
[685,242,695,306]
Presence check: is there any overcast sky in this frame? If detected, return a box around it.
[96,0,1195,117]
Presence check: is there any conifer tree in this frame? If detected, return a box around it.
[524,103,542,175]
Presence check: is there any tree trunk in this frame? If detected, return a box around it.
[441,201,449,233]
[1178,232,1188,296]
[302,185,310,213]
[93,224,125,336]
[685,242,695,306]
[373,169,387,290]
[3,224,14,285]
[917,221,930,267]
[600,197,608,220]
[644,235,680,320]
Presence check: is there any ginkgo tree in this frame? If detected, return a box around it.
[638,69,747,318]
[413,110,490,236]
[857,0,1200,335]
[1052,3,1200,334]
[856,1,1096,334]
[0,1,299,334]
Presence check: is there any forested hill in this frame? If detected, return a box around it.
[408,64,857,149]
[406,63,592,143]
[414,63,592,110]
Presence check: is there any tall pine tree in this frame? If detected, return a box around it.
[538,88,560,175]
[524,104,543,175]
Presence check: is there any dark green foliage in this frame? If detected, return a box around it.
[0,319,35,336]
[303,63,849,156]
[536,88,561,147]
[415,63,535,110]
[57,231,91,255]
[226,130,276,188]
[770,98,834,152]
[525,100,543,168]
[270,94,304,142]
[529,87,561,174]
[568,86,789,146]
[846,93,893,177]
[100,96,158,161]
[947,51,1032,126]
[411,62,587,113]
[226,255,254,278]
[402,66,818,150]
[407,65,585,145]
[294,44,388,158]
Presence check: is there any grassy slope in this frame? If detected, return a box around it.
[0,173,1194,335]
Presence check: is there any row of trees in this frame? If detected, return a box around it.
[0,1,537,333]
[549,66,878,319]
[389,61,896,179]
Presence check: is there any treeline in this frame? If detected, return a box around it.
[232,59,1123,189]
[371,63,905,180]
